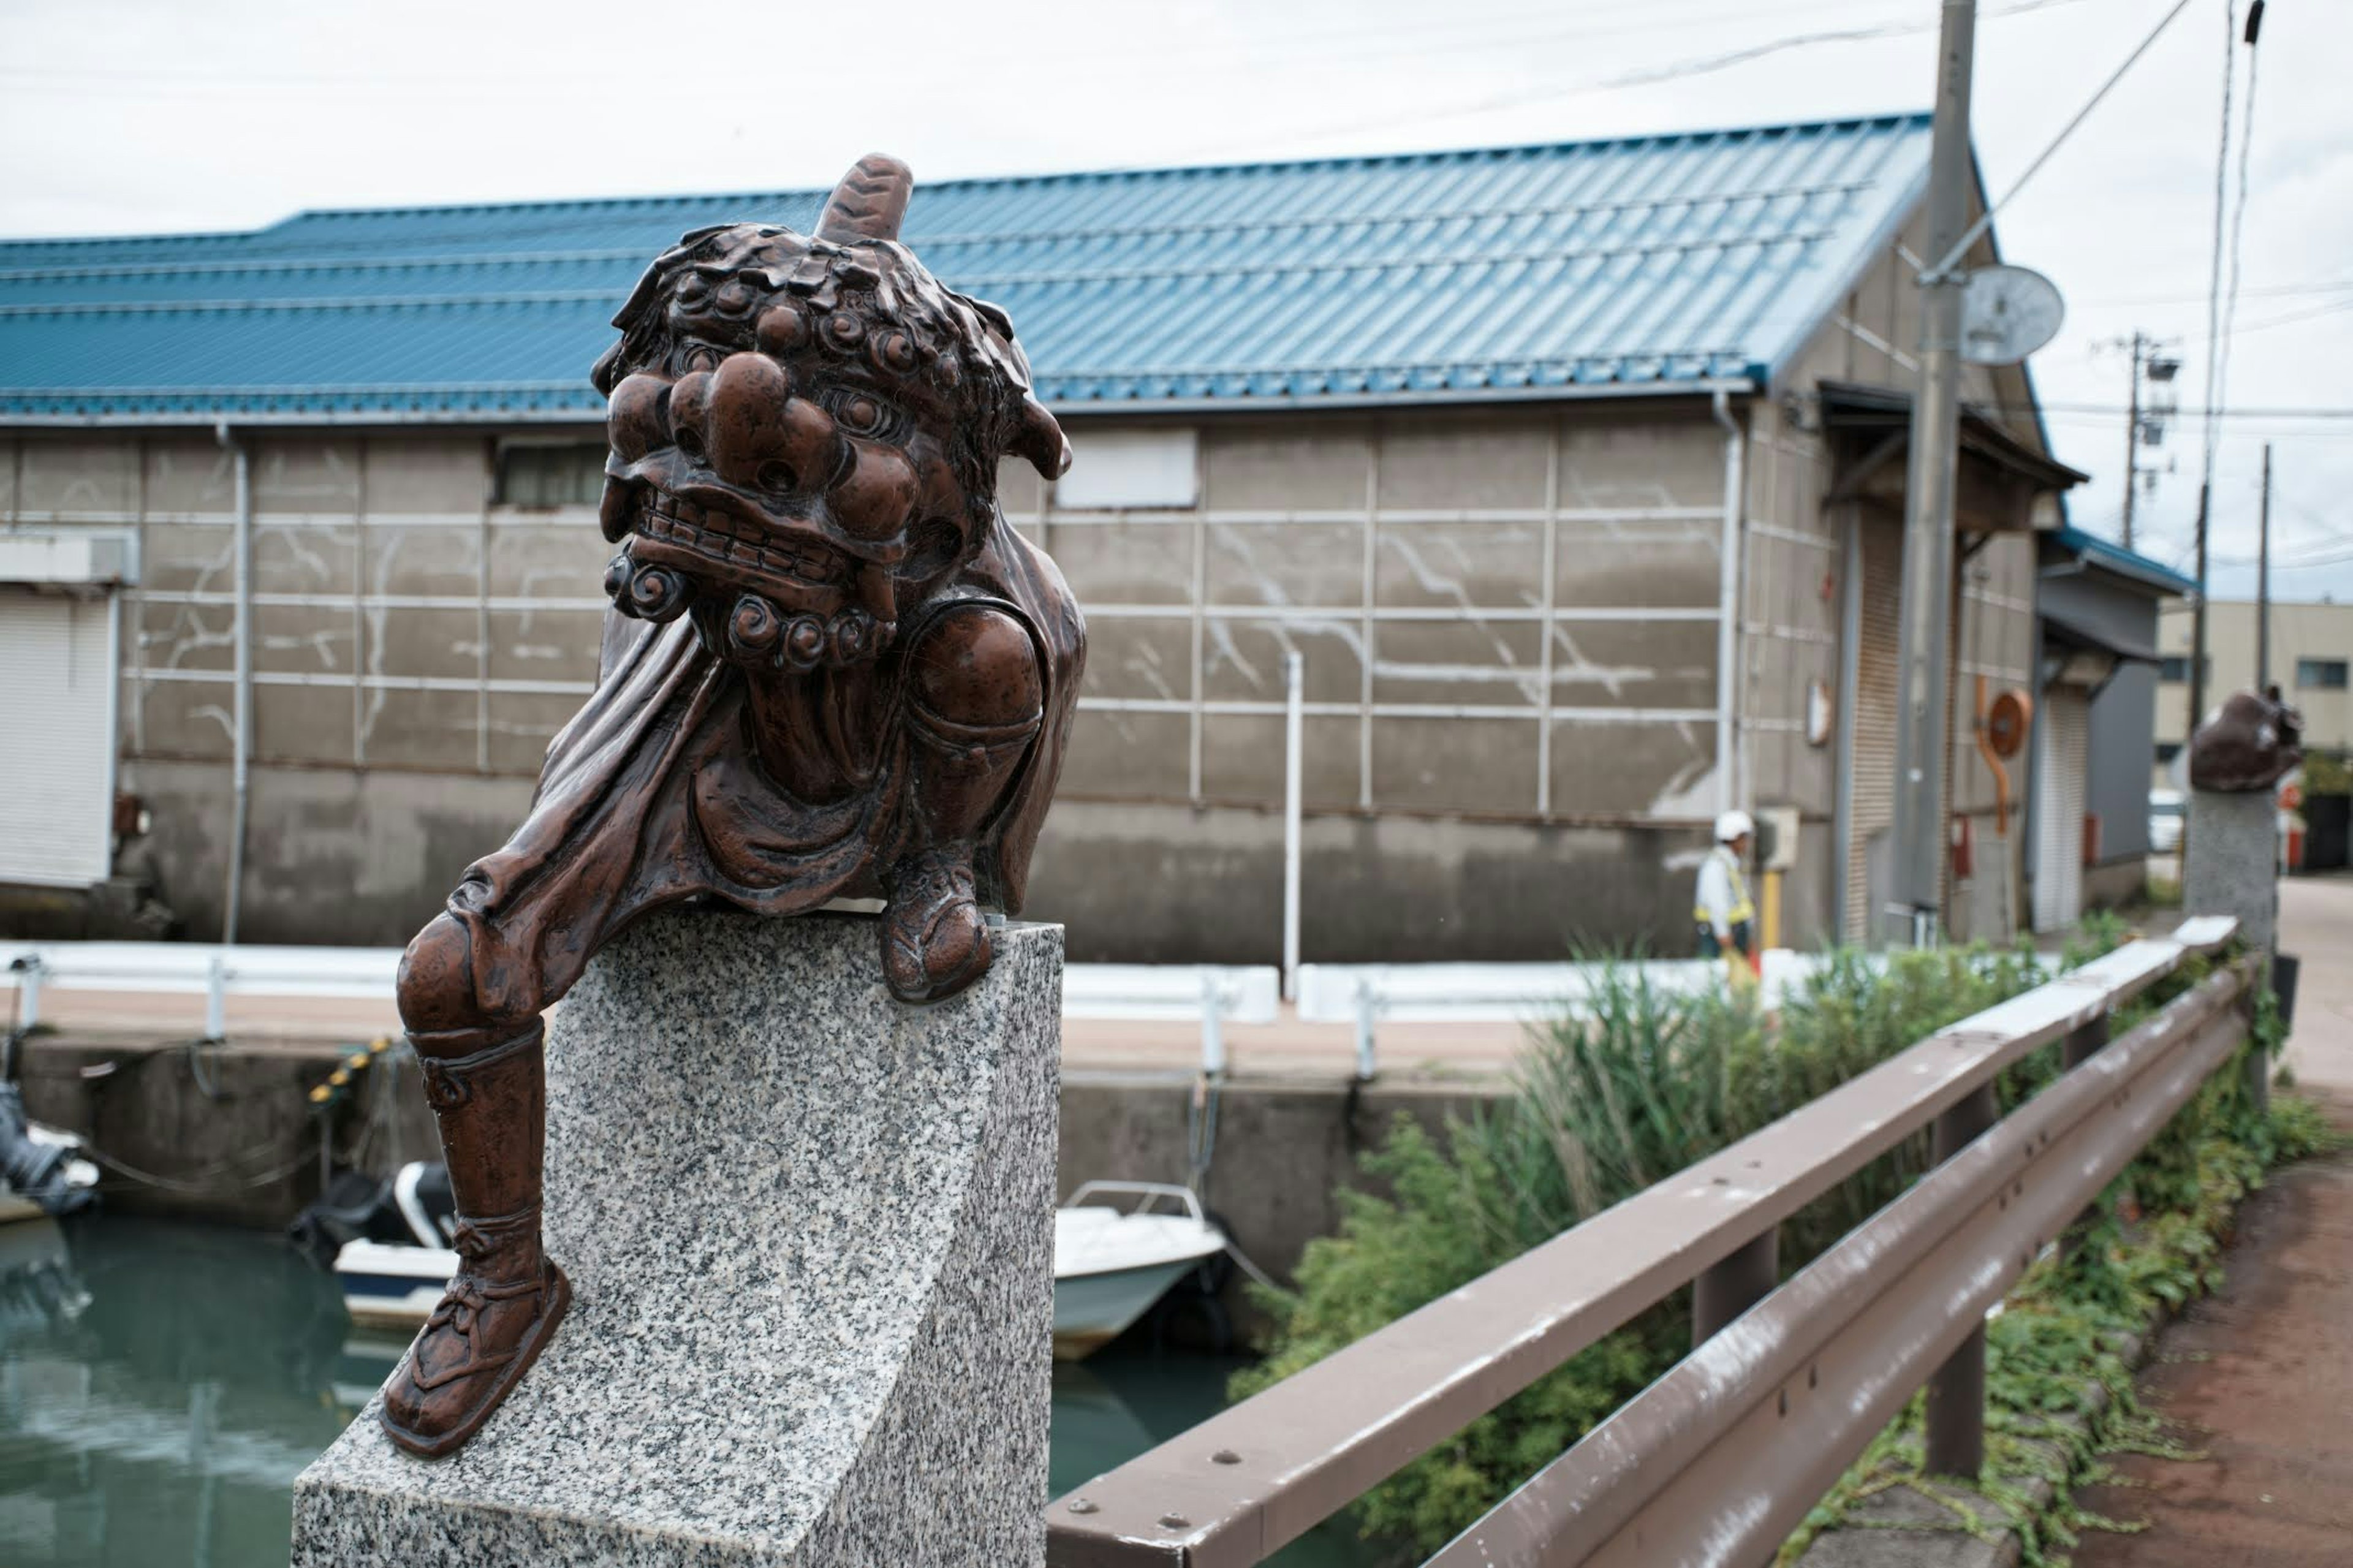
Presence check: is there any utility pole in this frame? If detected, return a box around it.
[2191,480,2211,737]
[1888,0,1977,949]
[2257,444,2273,692]
[2120,331,2143,548]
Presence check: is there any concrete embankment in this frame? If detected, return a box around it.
[15,1031,1501,1335]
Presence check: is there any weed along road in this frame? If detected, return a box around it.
[2069,873,2353,1567]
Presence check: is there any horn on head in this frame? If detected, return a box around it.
[815,154,914,243]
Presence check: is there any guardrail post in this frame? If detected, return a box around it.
[1691,1225,1778,1346]
[1200,971,1229,1077]
[2060,1013,2112,1262]
[204,953,228,1042]
[1922,1081,1999,1476]
[13,958,42,1031]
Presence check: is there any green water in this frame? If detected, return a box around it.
[0,1217,1384,1567]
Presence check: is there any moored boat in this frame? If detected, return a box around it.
[305,1164,1230,1360]
[1051,1181,1227,1361]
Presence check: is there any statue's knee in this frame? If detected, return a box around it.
[905,606,1042,730]
[397,912,496,1043]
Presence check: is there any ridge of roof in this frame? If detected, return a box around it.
[254,111,1934,230]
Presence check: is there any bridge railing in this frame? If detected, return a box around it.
[1046,916,2249,1567]
[0,939,1282,1070]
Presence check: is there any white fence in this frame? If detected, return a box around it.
[0,941,1281,1075]
[5,941,2066,1080]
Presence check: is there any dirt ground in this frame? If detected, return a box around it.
[2068,874,2353,1567]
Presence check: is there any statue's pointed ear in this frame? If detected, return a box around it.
[1013,395,1071,480]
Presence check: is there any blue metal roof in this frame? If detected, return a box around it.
[2047,525,2197,597]
[0,114,1934,423]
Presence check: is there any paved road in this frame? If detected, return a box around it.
[2069,873,2353,1567]
[2276,874,2353,1096]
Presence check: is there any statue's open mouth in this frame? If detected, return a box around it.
[629,487,852,596]
[605,480,895,669]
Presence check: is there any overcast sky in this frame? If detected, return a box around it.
[2,0,2346,600]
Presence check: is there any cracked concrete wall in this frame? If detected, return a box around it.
[6,406,1772,956]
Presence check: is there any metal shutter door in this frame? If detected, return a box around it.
[1846,518,1902,939]
[2032,689,2088,934]
[0,586,116,887]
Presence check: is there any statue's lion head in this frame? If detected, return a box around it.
[591,154,1068,673]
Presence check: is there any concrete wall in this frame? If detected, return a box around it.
[2,405,1750,960]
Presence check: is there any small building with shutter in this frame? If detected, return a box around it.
[0,113,2100,958]
[2033,526,2195,928]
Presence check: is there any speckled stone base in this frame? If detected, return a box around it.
[290,910,1061,1567]
[2186,789,2279,953]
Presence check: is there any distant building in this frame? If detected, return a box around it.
[2156,601,2353,775]
[0,114,2089,959]
[2033,527,2193,928]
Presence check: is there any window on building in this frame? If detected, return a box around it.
[495,443,607,508]
[1049,429,1199,510]
[2296,657,2349,691]
[2157,656,2208,684]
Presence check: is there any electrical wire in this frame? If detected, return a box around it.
[1922,0,2198,281]
[2194,1,2239,509]
[1175,0,2099,161]
[2213,11,2265,460]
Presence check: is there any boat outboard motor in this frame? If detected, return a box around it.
[287,1159,457,1268]
[0,1083,93,1218]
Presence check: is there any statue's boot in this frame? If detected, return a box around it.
[880,841,993,1004]
[380,1022,570,1458]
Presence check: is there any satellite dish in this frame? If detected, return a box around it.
[1960,265,2066,365]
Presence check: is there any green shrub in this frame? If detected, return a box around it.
[1239,938,2077,1556]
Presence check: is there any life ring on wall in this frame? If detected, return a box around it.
[1984,688,2033,760]
[1975,683,2034,836]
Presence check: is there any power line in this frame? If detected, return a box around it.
[1173,0,2097,161]
[0,0,2001,96]
[2215,1,2265,452]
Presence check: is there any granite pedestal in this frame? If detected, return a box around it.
[2184,789,2278,954]
[290,910,1061,1567]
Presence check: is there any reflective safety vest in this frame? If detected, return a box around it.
[1694,846,1756,928]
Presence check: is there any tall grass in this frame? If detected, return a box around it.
[1237,937,2077,1555]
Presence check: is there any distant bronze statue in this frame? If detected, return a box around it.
[2189,686,2303,794]
[381,154,1085,1458]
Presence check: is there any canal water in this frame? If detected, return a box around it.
[0,1216,1387,1566]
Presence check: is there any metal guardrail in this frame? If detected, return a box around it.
[0,941,1280,1072]
[1045,915,2245,1566]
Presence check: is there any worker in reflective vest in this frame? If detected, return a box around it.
[1695,810,1757,972]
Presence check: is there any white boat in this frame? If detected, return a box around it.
[1052,1181,1227,1361]
[328,1165,1229,1360]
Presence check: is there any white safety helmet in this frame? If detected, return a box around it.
[1714,809,1754,844]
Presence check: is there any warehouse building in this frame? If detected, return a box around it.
[1,113,2097,959]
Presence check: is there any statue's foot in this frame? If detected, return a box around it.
[881,846,993,1004]
[381,1213,570,1459]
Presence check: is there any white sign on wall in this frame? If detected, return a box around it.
[1051,429,1199,510]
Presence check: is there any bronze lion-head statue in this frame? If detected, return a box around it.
[590,154,1070,675]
